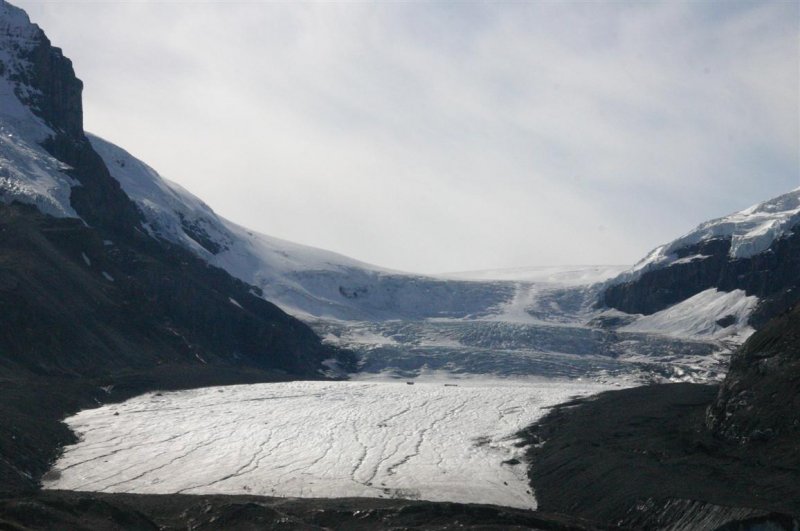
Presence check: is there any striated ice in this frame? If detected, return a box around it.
[43,379,613,509]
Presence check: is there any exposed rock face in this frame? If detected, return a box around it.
[0,0,81,140]
[10,23,83,138]
[707,303,800,444]
[0,1,141,233]
[603,227,800,327]
[0,491,599,531]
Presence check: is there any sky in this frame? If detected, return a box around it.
[15,0,800,274]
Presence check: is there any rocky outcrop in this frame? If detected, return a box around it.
[707,303,800,445]
[0,1,140,234]
[603,227,800,327]
[521,292,800,528]
[0,203,346,378]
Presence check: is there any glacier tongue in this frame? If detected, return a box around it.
[43,379,613,509]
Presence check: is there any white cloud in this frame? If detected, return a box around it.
[15,0,799,273]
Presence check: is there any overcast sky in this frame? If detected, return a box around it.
[16,0,800,274]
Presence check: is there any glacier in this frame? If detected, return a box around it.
[43,379,613,509]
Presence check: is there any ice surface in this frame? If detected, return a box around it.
[439,265,628,285]
[317,316,730,384]
[43,380,612,509]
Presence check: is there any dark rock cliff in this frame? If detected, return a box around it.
[1,0,141,234]
[0,203,342,378]
[10,22,83,139]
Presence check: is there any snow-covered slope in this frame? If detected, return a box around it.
[89,133,514,321]
[619,288,758,342]
[0,2,77,218]
[614,188,800,285]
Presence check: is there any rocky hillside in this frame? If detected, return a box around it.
[603,189,800,328]
[707,303,800,447]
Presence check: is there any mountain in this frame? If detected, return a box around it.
[602,189,800,328]
[1,1,796,528]
[0,0,353,495]
[0,1,348,377]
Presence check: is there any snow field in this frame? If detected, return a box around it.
[44,380,611,509]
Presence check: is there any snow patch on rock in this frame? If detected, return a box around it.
[620,288,758,342]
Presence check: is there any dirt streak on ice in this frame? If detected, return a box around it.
[44,380,611,509]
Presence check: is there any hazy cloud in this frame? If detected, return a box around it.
[16,0,799,273]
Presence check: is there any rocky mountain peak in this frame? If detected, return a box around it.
[0,0,83,139]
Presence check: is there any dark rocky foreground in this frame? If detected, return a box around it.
[524,297,800,527]
[0,491,601,531]
[708,303,800,446]
[520,382,799,530]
